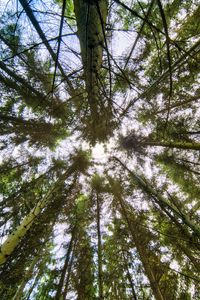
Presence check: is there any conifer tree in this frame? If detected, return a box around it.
[0,0,200,299]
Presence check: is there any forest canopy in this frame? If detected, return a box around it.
[0,0,200,299]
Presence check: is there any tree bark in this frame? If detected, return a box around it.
[113,157,200,238]
[96,192,103,299]
[55,227,76,300]
[19,0,74,94]
[111,187,165,300]
[63,243,76,299]
[122,252,138,300]
[26,271,40,300]
[13,255,39,300]
[0,169,72,265]
[73,0,108,114]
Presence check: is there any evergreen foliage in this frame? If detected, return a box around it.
[0,0,199,299]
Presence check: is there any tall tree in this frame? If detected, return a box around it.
[0,0,200,298]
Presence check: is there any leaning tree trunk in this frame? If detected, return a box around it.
[25,270,41,300]
[121,205,165,300]
[113,157,200,239]
[13,255,40,300]
[62,244,75,299]
[174,240,200,271]
[55,226,76,300]
[109,178,165,300]
[0,169,73,265]
[122,252,138,300]
[19,0,74,94]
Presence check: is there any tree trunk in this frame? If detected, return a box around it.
[73,0,108,113]
[13,255,39,300]
[19,0,74,94]
[122,252,138,300]
[25,264,43,300]
[113,157,200,238]
[171,239,200,271]
[96,192,103,299]
[63,243,76,299]
[0,170,72,265]
[55,227,76,300]
[109,181,165,300]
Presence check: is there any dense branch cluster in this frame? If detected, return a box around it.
[0,0,199,299]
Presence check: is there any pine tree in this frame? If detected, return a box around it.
[0,0,200,299]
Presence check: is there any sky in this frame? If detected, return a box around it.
[0,1,199,298]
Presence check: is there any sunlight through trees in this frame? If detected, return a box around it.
[0,0,200,299]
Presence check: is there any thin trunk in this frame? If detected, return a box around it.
[122,38,200,115]
[55,227,76,300]
[2,33,75,63]
[109,182,165,300]
[142,38,200,96]
[124,0,155,69]
[190,201,200,215]
[184,131,200,135]
[25,266,43,300]
[96,192,103,299]
[160,205,197,245]
[19,0,74,93]
[113,157,200,238]
[122,214,165,300]
[122,253,137,300]
[63,243,76,299]
[25,236,55,300]
[175,241,200,271]
[13,255,39,300]
[177,158,200,167]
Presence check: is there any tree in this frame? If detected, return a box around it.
[0,0,200,299]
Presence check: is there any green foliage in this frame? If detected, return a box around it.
[54,0,75,21]
[156,152,200,206]
[71,149,91,173]
[0,0,199,299]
